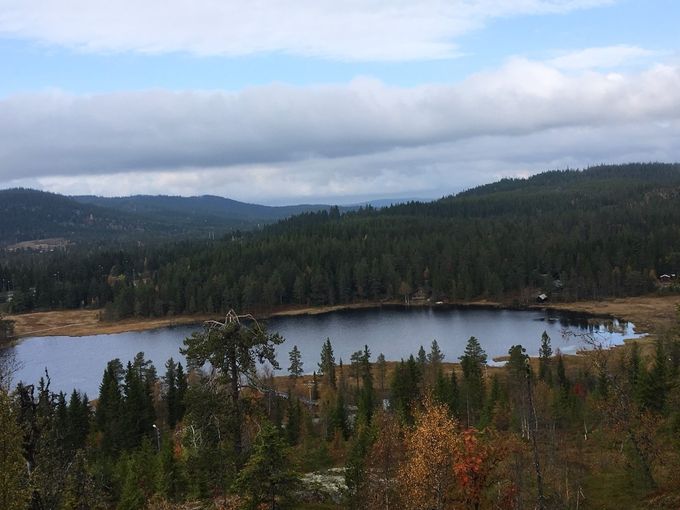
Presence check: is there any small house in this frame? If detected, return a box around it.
[536,293,548,303]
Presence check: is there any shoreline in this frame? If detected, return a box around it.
[5,294,680,341]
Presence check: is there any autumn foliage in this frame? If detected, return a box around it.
[393,397,507,510]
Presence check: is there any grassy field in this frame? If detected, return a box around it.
[7,294,680,341]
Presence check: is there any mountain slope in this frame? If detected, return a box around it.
[0,188,173,245]
[72,194,332,226]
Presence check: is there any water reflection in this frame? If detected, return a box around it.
[5,306,643,396]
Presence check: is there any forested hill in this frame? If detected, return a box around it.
[2,163,680,314]
[72,194,333,227]
[0,188,173,246]
[0,189,338,246]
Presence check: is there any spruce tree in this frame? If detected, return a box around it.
[538,331,553,384]
[175,362,187,424]
[459,336,487,427]
[164,358,178,429]
[428,339,445,365]
[233,422,299,510]
[96,359,124,453]
[375,353,387,393]
[318,338,336,389]
[288,345,303,380]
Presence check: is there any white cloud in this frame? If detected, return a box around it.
[1,57,679,202]
[547,45,658,70]
[0,0,614,61]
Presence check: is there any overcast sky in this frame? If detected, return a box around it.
[1,0,679,204]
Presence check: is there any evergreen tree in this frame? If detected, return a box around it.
[0,390,29,510]
[375,353,387,393]
[117,443,156,510]
[459,336,487,427]
[310,372,319,401]
[65,390,89,453]
[175,362,187,424]
[538,331,553,384]
[59,450,102,510]
[416,345,427,366]
[329,390,349,440]
[96,359,124,453]
[288,345,303,380]
[164,358,179,429]
[344,423,375,510]
[155,439,186,502]
[356,345,375,425]
[285,397,302,446]
[318,338,336,389]
[121,359,156,450]
[233,423,299,510]
[427,339,445,365]
[181,311,283,458]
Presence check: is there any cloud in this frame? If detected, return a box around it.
[1,59,679,173]
[0,0,614,61]
[1,57,679,202]
[547,45,658,70]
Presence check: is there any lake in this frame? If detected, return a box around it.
[5,306,641,396]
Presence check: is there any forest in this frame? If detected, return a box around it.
[2,163,680,319]
[1,308,680,509]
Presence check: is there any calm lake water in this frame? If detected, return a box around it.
[5,306,641,396]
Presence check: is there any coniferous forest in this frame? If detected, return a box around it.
[2,163,680,509]
[2,310,680,509]
[2,163,680,318]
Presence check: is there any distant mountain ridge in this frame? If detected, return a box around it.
[72,194,333,225]
[0,188,416,246]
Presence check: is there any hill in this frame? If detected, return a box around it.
[0,189,337,246]
[0,188,172,246]
[72,194,333,227]
[2,163,680,314]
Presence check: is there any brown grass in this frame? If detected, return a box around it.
[7,294,679,342]
[537,294,680,339]
[6,309,217,338]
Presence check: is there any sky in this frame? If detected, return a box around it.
[0,0,679,205]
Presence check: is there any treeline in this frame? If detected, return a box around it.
[2,310,680,508]
[3,163,680,317]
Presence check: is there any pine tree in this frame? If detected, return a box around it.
[181,311,283,458]
[288,345,303,380]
